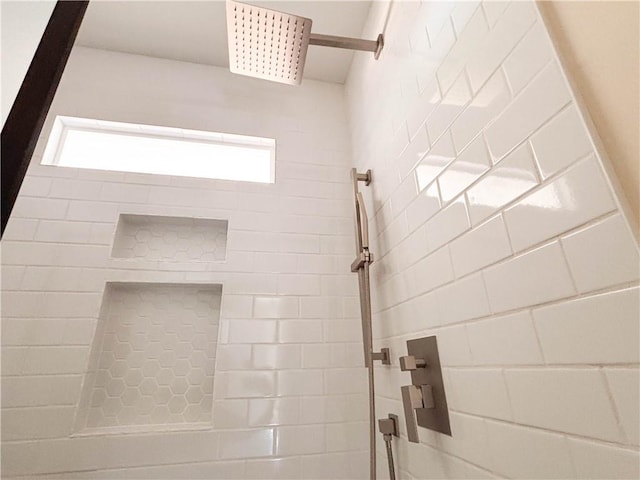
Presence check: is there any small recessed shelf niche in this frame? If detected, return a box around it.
[111,214,228,262]
[75,282,221,434]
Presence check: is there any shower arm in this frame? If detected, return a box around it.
[310,33,384,60]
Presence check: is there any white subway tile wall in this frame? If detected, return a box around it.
[0,47,367,478]
[347,1,639,479]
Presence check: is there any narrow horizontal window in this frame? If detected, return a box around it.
[42,116,275,183]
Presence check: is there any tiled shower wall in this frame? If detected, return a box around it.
[346,1,639,479]
[1,46,368,478]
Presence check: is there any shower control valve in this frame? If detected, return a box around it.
[399,355,427,371]
[398,335,452,439]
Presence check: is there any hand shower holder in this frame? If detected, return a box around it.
[351,249,373,272]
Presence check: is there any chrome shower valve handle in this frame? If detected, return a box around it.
[399,355,426,371]
[401,384,435,443]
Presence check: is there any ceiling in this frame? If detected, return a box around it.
[75,1,372,84]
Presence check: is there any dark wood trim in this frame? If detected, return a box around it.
[1,0,88,236]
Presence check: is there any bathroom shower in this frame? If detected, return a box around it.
[6,0,634,478]
[223,4,449,479]
[218,3,454,478]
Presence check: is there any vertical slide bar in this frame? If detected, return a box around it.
[351,168,376,479]
[364,261,376,480]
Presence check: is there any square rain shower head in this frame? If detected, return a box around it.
[226,0,313,86]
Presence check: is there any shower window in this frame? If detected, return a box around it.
[41,116,276,183]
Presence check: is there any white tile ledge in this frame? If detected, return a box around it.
[71,422,213,438]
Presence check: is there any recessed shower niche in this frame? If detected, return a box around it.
[75,283,222,434]
[111,214,228,262]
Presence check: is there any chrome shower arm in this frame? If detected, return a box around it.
[309,33,384,59]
